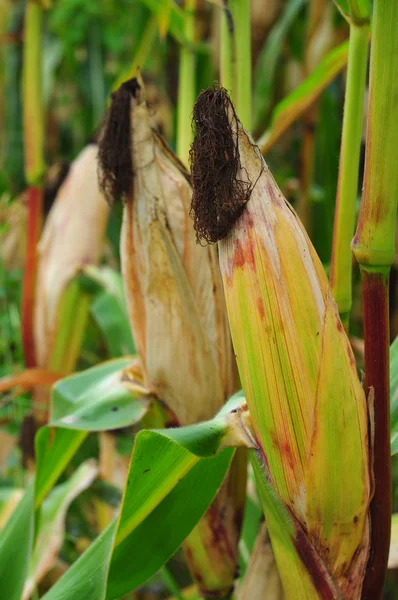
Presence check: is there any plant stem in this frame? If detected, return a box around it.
[220,3,234,97]
[161,566,184,600]
[22,1,44,185]
[330,23,369,330]
[352,1,398,596]
[361,270,390,599]
[230,0,251,131]
[21,0,45,367]
[176,0,196,166]
[21,185,42,367]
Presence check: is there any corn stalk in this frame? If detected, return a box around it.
[352,1,398,596]
[330,0,370,329]
[21,0,45,367]
[229,0,251,131]
[176,0,196,166]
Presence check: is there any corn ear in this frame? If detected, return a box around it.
[99,76,236,426]
[190,87,371,599]
[98,76,241,598]
[34,144,109,370]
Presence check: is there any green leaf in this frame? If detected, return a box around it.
[24,460,98,598]
[250,452,319,597]
[35,358,151,506]
[106,446,233,599]
[390,337,398,455]
[253,0,305,132]
[50,357,148,431]
[84,267,135,357]
[0,483,35,600]
[91,294,135,357]
[35,427,87,508]
[333,0,371,24]
[42,521,118,600]
[42,395,249,599]
[258,40,350,153]
[139,0,187,46]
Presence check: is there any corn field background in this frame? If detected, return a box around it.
[0,0,398,599]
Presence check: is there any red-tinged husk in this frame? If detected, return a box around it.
[190,88,371,598]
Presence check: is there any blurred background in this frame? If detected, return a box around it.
[0,0,397,597]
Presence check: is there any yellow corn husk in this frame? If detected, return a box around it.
[118,79,236,426]
[34,144,109,370]
[98,76,241,597]
[190,89,371,598]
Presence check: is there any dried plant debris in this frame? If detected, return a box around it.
[190,85,261,245]
[97,78,141,205]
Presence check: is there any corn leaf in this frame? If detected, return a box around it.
[50,357,148,431]
[42,396,247,599]
[250,453,320,598]
[390,336,398,455]
[258,40,349,153]
[91,293,135,357]
[42,521,118,600]
[253,0,305,132]
[0,483,35,600]
[35,428,87,509]
[138,0,187,46]
[333,0,371,24]
[35,358,150,506]
[0,390,247,600]
[89,271,135,358]
[23,460,98,599]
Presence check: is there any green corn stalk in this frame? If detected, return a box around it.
[351,1,398,596]
[190,87,371,598]
[176,0,196,166]
[229,0,251,131]
[2,0,25,194]
[220,2,234,98]
[21,0,45,368]
[330,0,371,330]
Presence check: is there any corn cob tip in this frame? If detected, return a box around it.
[190,85,261,245]
[97,76,142,206]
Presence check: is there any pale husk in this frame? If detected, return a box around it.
[34,144,109,367]
[121,84,236,425]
